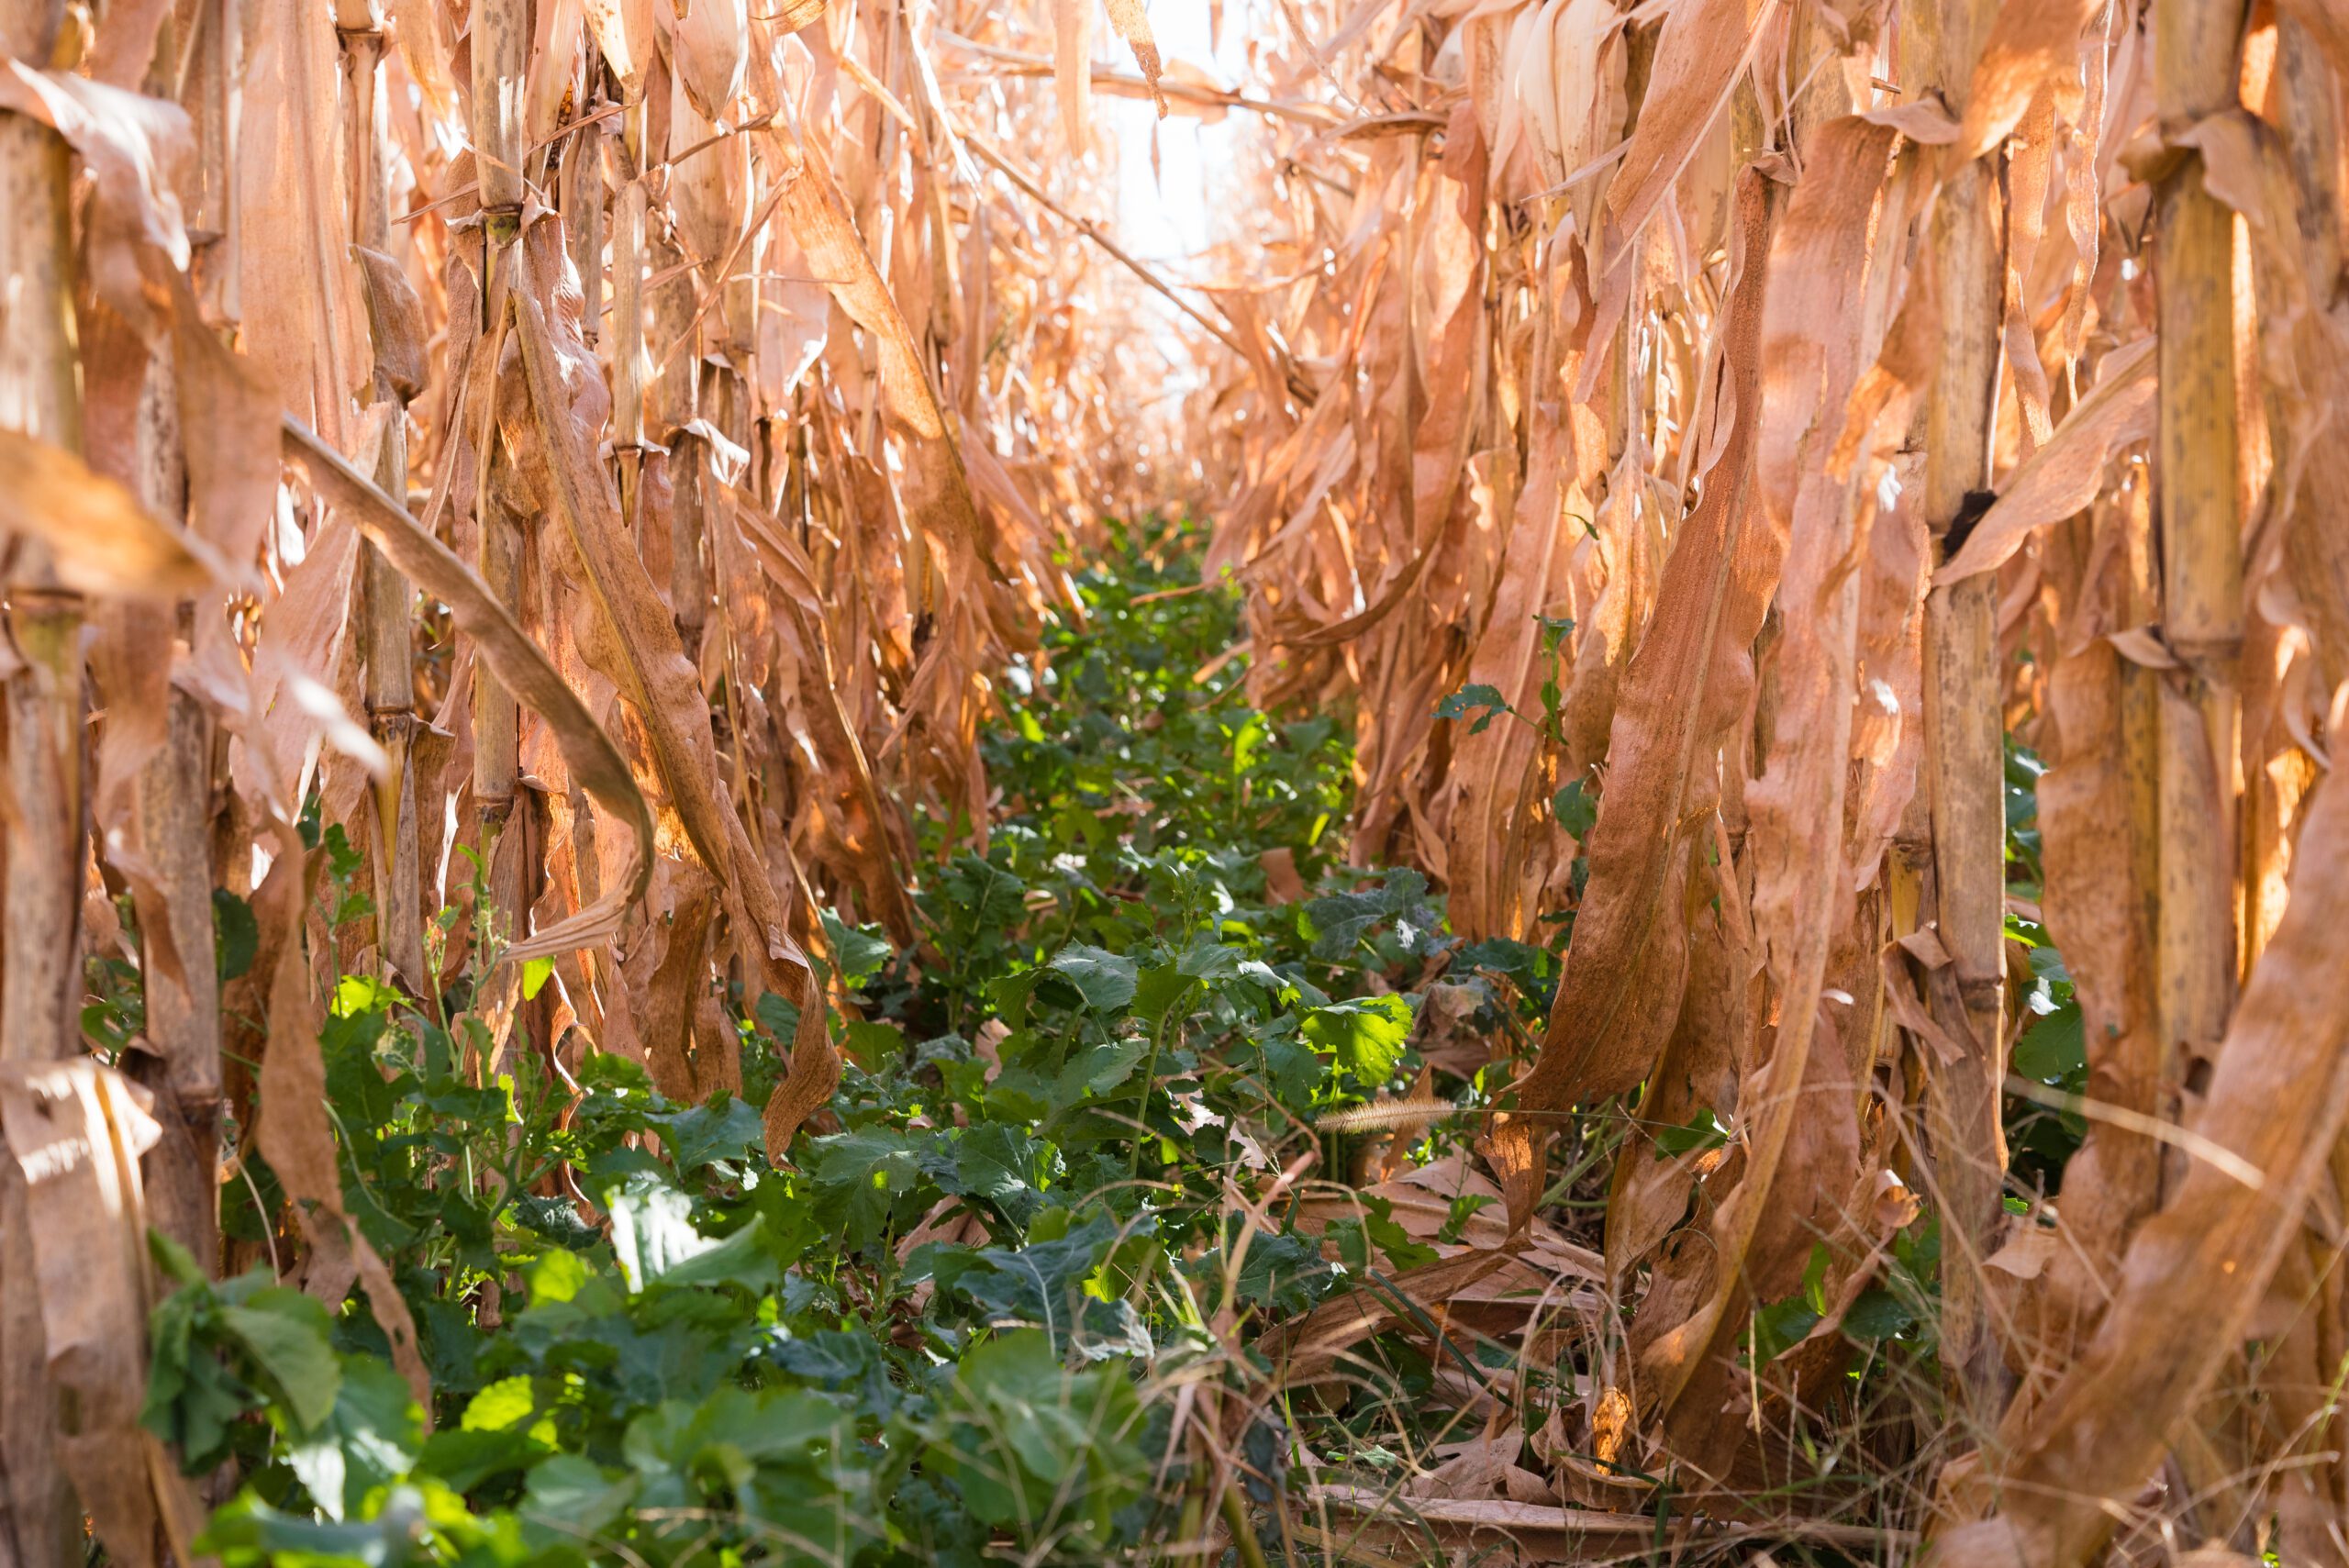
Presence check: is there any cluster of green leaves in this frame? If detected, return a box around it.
[2002,738,2087,1187]
[146,519,1524,1566]
[118,517,2096,1555]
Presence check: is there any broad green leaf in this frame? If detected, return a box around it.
[1840,1288,1918,1341]
[2013,999,2086,1083]
[753,990,801,1042]
[806,1128,927,1253]
[1059,1034,1150,1103]
[936,1213,1127,1354]
[284,1358,421,1520]
[646,1093,766,1173]
[417,1424,550,1492]
[1260,1031,1324,1108]
[1750,1295,1822,1364]
[936,1123,1055,1223]
[1299,869,1445,962]
[1048,944,1140,1011]
[461,1375,536,1433]
[1552,777,1598,839]
[653,1214,777,1290]
[218,1289,341,1432]
[929,1329,1149,1545]
[820,910,895,986]
[1186,1228,1332,1314]
[522,1455,638,1540]
[1653,1107,1729,1160]
[1301,994,1414,1084]
[212,887,259,983]
[602,1173,774,1291]
[942,855,1027,929]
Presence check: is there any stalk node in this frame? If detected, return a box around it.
[2164,634,2245,673]
[1956,972,2005,1008]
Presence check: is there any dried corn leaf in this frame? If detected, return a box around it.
[0,1062,207,1568]
[1053,0,1095,149]
[1103,0,1164,113]
[1499,173,1774,1223]
[284,416,655,956]
[1939,338,2155,584]
[0,431,230,599]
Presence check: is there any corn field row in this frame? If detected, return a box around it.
[0,0,2344,1562]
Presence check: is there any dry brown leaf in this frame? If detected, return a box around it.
[1310,1485,1911,1561]
[1266,1247,1515,1385]
[1953,0,2105,163]
[283,416,655,958]
[765,127,1000,575]
[1103,0,1164,114]
[354,246,431,404]
[387,0,462,117]
[1637,117,1902,1423]
[1499,172,1774,1226]
[1939,339,2155,584]
[1601,849,1747,1279]
[0,61,190,329]
[0,1062,208,1568]
[667,0,748,119]
[1259,845,1308,905]
[579,0,651,94]
[0,430,231,599]
[235,0,370,436]
[1052,0,1095,149]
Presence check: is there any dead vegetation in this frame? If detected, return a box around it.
[0,0,2346,1562]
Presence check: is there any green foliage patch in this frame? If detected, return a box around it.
[123,518,2018,1564]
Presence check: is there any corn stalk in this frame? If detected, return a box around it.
[2151,0,2246,1162]
[470,0,529,956]
[1905,0,2012,1423]
[0,0,87,1073]
[340,0,427,991]
[0,0,86,1553]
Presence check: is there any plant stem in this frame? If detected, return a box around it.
[1904,0,2011,1423]
[0,2,86,1556]
[2152,0,2248,1193]
[469,0,528,974]
[340,6,427,993]
[1220,1479,1272,1568]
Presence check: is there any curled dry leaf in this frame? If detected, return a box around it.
[0,60,190,328]
[1952,0,2107,162]
[1939,338,2156,584]
[1103,0,1164,113]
